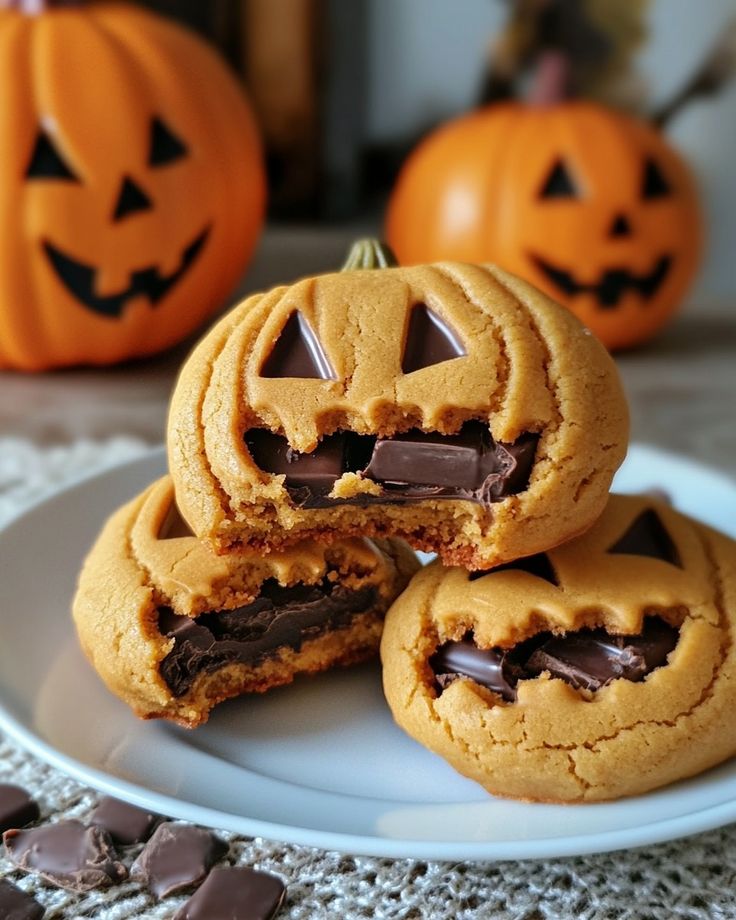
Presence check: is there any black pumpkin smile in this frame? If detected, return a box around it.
[531,253,672,309]
[42,225,210,319]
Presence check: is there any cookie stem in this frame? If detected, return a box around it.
[341,239,398,271]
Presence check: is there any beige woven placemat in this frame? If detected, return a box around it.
[1,436,735,920]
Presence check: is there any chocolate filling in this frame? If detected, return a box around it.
[431,617,679,702]
[244,420,538,510]
[158,579,379,697]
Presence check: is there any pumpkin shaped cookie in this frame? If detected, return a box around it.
[72,476,418,727]
[168,242,628,569]
[381,495,736,802]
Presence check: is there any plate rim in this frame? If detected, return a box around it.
[1,442,736,862]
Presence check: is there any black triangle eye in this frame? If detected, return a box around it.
[261,311,336,379]
[26,131,79,181]
[539,159,578,199]
[642,158,671,199]
[608,509,681,567]
[469,553,558,586]
[149,117,188,167]
[402,303,466,373]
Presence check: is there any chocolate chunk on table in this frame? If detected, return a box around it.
[3,820,127,892]
[131,823,228,898]
[0,879,44,920]
[0,784,40,834]
[174,867,286,920]
[90,796,160,845]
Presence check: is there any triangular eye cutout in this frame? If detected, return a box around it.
[158,501,194,539]
[261,311,336,379]
[26,131,79,181]
[642,158,671,199]
[539,159,578,199]
[149,117,188,167]
[401,303,467,374]
[469,553,558,585]
[608,509,681,567]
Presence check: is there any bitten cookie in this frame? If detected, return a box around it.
[72,476,418,727]
[381,495,736,802]
[167,241,628,570]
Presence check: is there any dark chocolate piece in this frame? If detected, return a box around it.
[260,311,336,379]
[131,823,228,898]
[0,784,40,834]
[432,617,679,701]
[430,639,516,701]
[468,553,558,585]
[158,501,194,539]
[0,879,44,920]
[401,303,466,373]
[245,421,538,509]
[90,796,160,846]
[173,867,286,920]
[158,579,378,697]
[608,509,681,567]
[3,821,127,892]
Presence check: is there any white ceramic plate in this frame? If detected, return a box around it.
[1,444,736,862]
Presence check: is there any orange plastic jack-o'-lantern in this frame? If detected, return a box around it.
[387,101,702,351]
[0,1,266,371]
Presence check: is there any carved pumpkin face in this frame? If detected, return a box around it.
[387,102,702,351]
[381,495,736,802]
[0,3,265,370]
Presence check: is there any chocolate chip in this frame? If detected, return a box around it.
[173,867,286,920]
[245,421,538,509]
[432,617,679,700]
[3,821,127,892]
[608,509,682,567]
[0,879,44,920]
[158,580,378,697]
[0,784,40,834]
[131,823,228,898]
[401,302,466,373]
[89,796,160,845]
[260,311,336,379]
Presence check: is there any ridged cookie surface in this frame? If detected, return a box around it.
[168,261,628,568]
[72,476,418,727]
[381,495,736,802]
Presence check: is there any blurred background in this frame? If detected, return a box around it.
[1,0,735,480]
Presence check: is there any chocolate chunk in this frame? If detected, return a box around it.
[430,639,516,701]
[401,302,466,373]
[158,580,378,697]
[0,784,40,834]
[260,311,336,379]
[245,421,538,509]
[432,617,679,701]
[469,553,558,585]
[131,823,228,898]
[159,501,194,539]
[3,821,127,892]
[245,429,375,498]
[90,796,160,845]
[173,867,286,920]
[608,509,681,567]
[0,879,44,920]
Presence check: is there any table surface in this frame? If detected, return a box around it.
[2,224,735,478]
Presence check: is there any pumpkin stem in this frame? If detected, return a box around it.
[1,0,79,12]
[528,50,572,105]
[341,239,398,272]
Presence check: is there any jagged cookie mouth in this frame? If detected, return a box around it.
[42,225,210,319]
[531,253,672,309]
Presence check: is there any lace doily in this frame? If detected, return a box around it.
[1,436,735,919]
